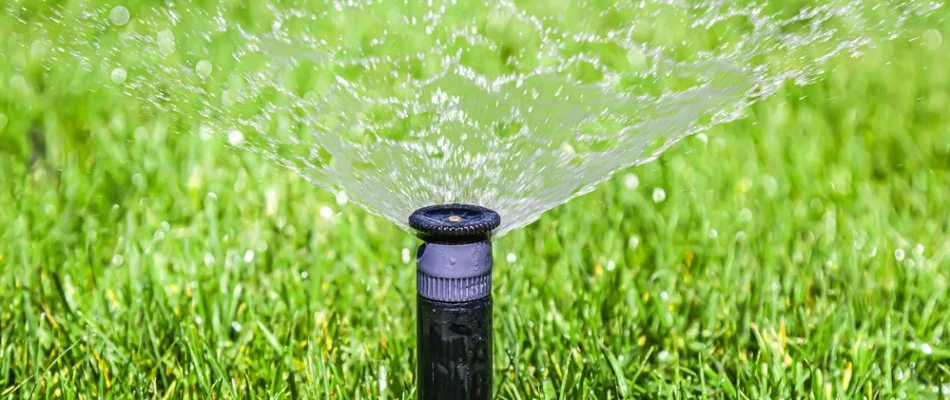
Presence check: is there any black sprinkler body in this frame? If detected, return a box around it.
[410,204,499,400]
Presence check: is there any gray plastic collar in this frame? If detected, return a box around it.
[416,241,493,302]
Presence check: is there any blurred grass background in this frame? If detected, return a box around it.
[1,1,949,399]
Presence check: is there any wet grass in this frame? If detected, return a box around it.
[2,4,950,400]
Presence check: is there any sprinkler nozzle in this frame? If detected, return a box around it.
[409,203,500,302]
[409,203,500,242]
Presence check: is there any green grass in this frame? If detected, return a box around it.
[2,2,950,399]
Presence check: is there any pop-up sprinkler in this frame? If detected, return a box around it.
[409,203,500,400]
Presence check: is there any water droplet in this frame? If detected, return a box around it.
[230,321,242,332]
[111,254,124,266]
[243,250,255,263]
[560,142,576,157]
[195,316,203,325]
[920,343,933,355]
[203,253,215,266]
[336,191,348,206]
[227,129,244,146]
[109,6,130,26]
[401,248,411,264]
[30,40,47,58]
[623,173,639,190]
[895,249,906,262]
[157,29,176,53]
[660,291,669,301]
[131,173,145,188]
[195,60,213,79]
[709,229,719,239]
[606,260,616,271]
[449,257,457,265]
[506,252,517,263]
[923,29,943,49]
[198,125,213,141]
[914,243,925,257]
[207,192,217,201]
[657,350,672,363]
[695,133,708,144]
[319,206,334,219]
[9,75,28,93]
[652,188,666,203]
[739,208,753,222]
[110,67,127,84]
[628,235,640,249]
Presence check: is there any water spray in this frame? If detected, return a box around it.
[409,204,500,400]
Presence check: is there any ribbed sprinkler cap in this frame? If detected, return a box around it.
[410,204,500,302]
[409,203,500,242]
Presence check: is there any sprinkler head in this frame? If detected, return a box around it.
[409,203,500,242]
[410,203,500,302]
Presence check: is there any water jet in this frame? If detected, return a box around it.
[409,203,500,400]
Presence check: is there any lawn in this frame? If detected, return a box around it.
[1,1,949,399]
